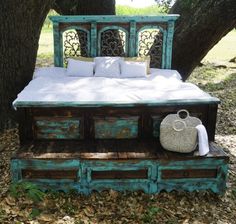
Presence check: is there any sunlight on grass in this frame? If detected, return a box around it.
[203,30,236,63]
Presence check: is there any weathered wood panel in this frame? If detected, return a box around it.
[34,117,83,139]
[22,169,78,180]
[94,116,139,139]
[161,169,217,179]
[91,169,148,179]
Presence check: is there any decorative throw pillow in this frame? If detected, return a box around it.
[124,56,150,74]
[67,58,94,77]
[120,60,147,78]
[94,57,121,78]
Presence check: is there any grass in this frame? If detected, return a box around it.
[116,5,167,15]
[203,29,236,63]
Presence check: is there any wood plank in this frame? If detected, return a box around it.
[91,169,148,179]
[161,169,217,179]
[13,140,228,161]
[22,169,78,180]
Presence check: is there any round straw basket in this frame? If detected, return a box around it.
[160,109,202,153]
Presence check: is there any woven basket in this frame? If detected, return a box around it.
[160,109,202,153]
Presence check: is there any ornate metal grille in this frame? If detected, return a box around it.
[138,29,163,68]
[63,30,89,64]
[100,29,126,56]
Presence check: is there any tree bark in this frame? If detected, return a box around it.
[170,0,236,80]
[53,0,115,15]
[0,0,53,131]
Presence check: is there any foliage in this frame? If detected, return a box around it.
[43,10,58,28]
[116,5,167,15]
[141,206,161,223]
[9,181,45,203]
[155,0,175,12]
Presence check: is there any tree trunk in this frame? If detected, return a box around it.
[53,0,115,15]
[0,0,53,131]
[170,0,236,80]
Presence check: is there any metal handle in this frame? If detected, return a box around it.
[172,120,186,132]
[177,109,189,120]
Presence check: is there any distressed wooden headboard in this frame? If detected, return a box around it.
[49,15,179,69]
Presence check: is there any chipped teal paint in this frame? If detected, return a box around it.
[129,21,136,57]
[35,118,82,139]
[97,26,129,56]
[49,15,180,23]
[90,22,97,57]
[11,157,228,194]
[13,97,220,108]
[166,20,175,69]
[94,116,138,139]
[53,22,63,67]
[11,159,21,182]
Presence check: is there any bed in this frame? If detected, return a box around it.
[11,15,228,194]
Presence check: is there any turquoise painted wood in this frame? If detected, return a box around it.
[35,117,83,139]
[50,15,180,23]
[90,22,97,57]
[13,97,220,108]
[11,156,228,194]
[166,20,175,69]
[49,15,179,68]
[94,116,139,139]
[129,21,136,57]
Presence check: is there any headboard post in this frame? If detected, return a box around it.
[52,21,63,67]
[129,21,137,57]
[50,15,179,68]
[90,21,97,57]
[166,20,175,69]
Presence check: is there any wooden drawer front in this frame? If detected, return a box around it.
[161,169,217,179]
[22,169,78,181]
[91,169,148,180]
[35,117,83,139]
[94,116,139,139]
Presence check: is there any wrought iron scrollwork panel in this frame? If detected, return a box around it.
[100,29,126,56]
[63,30,89,64]
[138,29,163,68]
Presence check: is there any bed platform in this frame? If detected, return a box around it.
[11,15,229,194]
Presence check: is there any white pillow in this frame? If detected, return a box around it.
[67,58,94,77]
[33,67,66,79]
[94,57,121,78]
[120,60,147,78]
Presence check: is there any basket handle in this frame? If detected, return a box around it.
[172,120,187,132]
[177,109,189,119]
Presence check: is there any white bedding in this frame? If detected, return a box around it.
[13,67,216,108]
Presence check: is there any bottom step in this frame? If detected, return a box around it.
[11,143,229,194]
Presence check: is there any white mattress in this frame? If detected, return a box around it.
[13,67,217,108]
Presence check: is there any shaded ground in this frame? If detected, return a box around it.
[0,64,235,224]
